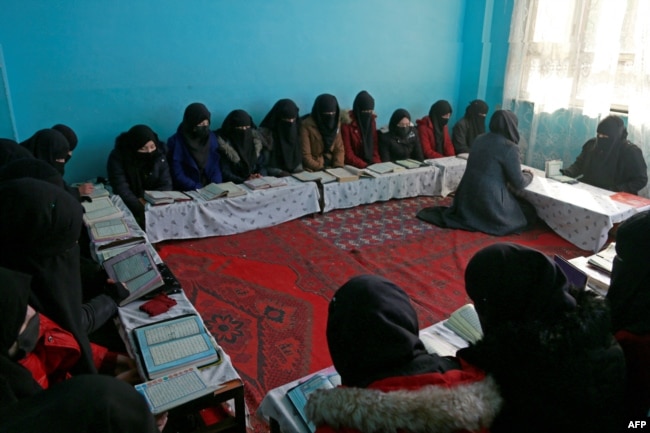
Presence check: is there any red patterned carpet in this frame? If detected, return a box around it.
[155,195,587,432]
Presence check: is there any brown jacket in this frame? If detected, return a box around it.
[300,115,344,171]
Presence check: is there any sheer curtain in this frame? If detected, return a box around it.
[503,0,650,196]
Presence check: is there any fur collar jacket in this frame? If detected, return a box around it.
[216,129,264,164]
[305,368,502,433]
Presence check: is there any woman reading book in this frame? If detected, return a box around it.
[0,266,166,433]
[305,274,501,433]
[458,243,625,433]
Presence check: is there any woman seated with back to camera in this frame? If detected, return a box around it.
[606,210,650,419]
[306,274,502,433]
[378,108,424,163]
[417,110,535,236]
[458,243,625,433]
[215,109,268,183]
[259,99,304,176]
[107,124,172,227]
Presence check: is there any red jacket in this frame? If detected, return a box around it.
[416,116,455,159]
[306,361,500,433]
[341,111,380,168]
[19,314,115,389]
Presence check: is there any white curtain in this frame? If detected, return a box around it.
[503,0,650,196]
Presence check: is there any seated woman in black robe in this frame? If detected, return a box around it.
[451,99,488,154]
[377,108,424,162]
[562,115,647,194]
[0,138,33,167]
[259,99,304,176]
[417,110,536,236]
[107,124,172,226]
[216,109,268,183]
[458,243,625,433]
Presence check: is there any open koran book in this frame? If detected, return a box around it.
[135,366,217,414]
[443,304,483,344]
[366,161,406,174]
[196,182,247,200]
[88,217,131,242]
[132,314,221,380]
[144,190,192,206]
[287,372,341,433]
[587,242,616,274]
[81,196,124,225]
[326,167,360,182]
[395,159,426,169]
[102,243,165,306]
[243,176,288,190]
[292,170,337,184]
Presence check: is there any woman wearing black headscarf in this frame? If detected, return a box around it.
[341,91,380,168]
[167,102,222,190]
[417,100,455,159]
[0,178,96,374]
[458,243,625,433]
[304,274,502,433]
[215,109,268,184]
[562,115,647,194]
[452,99,489,154]
[417,110,536,236]
[300,94,344,171]
[0,267,161,433]
[0,138,33,167]
[378,108,424,162]
[607,210,650,419]
[19,129,94,198]
[259,99,303,176]
[107,124,172,225]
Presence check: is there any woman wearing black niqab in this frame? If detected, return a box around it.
[20,129,69,176]
[0,178,95,374]
[341,90,380,168]
[259,99,303,176]
[216,109,267,183]
[0,138,33,168]
[378,108,424,162]
[167,102,223,190]
[107,124,172,224]
[417,100,455,159]
[452,99,488,154]
[300,94,344,171]
[562,115,647,194]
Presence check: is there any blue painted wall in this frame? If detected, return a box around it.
[0,0,509,182]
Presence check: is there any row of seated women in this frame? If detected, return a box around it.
[0,92,488,226]
[305,227,650,433]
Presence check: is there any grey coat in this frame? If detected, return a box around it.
[437,132,533,235]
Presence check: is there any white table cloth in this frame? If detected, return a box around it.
[145,178,320,243]
[321,166,442,213]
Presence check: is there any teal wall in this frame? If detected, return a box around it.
[0,0,511,182]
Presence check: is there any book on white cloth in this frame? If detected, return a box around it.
[395,159,427,169]
[366,161,405,174]
[586,242,616,274]
[144,190,192,206]
[196,182,247,200]
[132,314,221,380]
[135,366,218,414]
[568,256,611,296]
[244,176,288,190]
[456,153,469,160]
[292,171,337,184]
[326,167,360,182]
[102,243,165,306]
[443,304,483,344]
[88,217,131,242]
[81,196,124,224]
[286,372,341,433]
